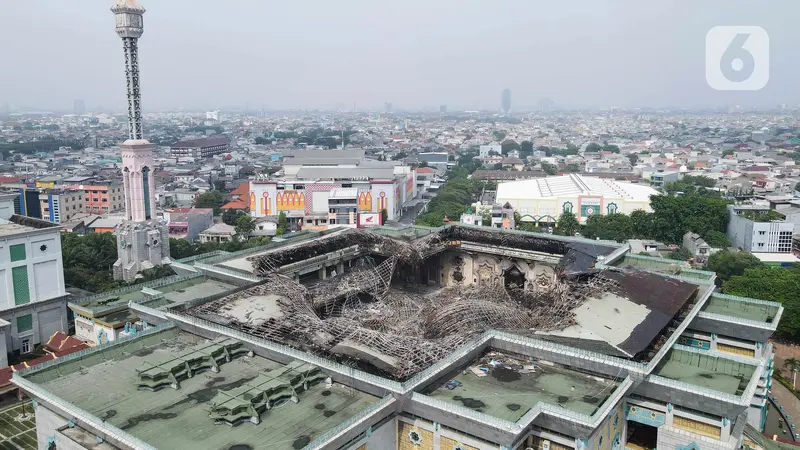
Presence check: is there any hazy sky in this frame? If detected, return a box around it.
[1,1,797,111]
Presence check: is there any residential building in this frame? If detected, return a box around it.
[418,152,450,171]
[38,190,83,224]
[60,183,125,214]
[649,171,681,188]
[165,208,214,241]
[479,144,502,157]
[198,223,236,244]
[682,232,714,263]
[727,205,794,253]
[0,194,68,367]
[170,137,230,159]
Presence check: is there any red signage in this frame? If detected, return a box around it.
[357,213,382,228]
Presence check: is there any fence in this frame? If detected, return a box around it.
[72,272,205,307]
[491,331,648,373]
[402,333,492,392]
[193,262,261,283]
[647,374,742,404]
[302,396,396,449]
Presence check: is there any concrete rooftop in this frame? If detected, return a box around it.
[31,328,380,450]
[425,352,620,422]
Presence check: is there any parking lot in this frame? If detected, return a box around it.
[0,402,36,450]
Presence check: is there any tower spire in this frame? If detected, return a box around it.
[111,1,170,281]
[111,0,145,139]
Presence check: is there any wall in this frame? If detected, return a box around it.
[438,251,557,291]
[587,400,625,450]
[1,299,68,354]
[35,403,69,450]
[347,416,398,449]
[0,229,66,308]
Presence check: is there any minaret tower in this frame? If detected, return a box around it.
[111,0,170,281]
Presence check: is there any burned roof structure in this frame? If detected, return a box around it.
[176,225,697,379]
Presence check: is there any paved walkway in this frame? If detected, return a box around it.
[769,376,800,441]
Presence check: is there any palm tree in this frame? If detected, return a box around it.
[784,358,800,389]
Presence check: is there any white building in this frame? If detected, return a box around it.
[496,174,659,224]
[0,193,68,367]
[479,144,501,157]
[727,205,794,253]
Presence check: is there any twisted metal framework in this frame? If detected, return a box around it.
[122,37,143,140]
[187,229,620,380]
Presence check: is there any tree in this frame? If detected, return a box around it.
[541,162,558,176]
[585,143,602,152]
[213,180,228,192]
[234,214,256,240]
[222,208,245,226]
[276,212,287,235]
[785,358,800,389]
[501,140,520,154]
[193,190,224,215]
[254,136,268,145]
[582,214,634,242]
[520,141,534,157]
[629,209,653,238]
[648,193,729,244]
[723,265,800,338]
[481,211,492,227]
[602,144,620,153]
[667,247,693,261]
[707,250,766,284]
[492,130,507,141]
[555,212,580,236]
[627,154,639,166]
[702,230,731,248]
[381,208,388,224]
[565,163,581,173]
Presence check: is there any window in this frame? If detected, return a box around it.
[607,202,619,214]
[12,266,30,305]
[562,201,574,214]
[10,244,26,262]
[21,339,31,354]
[142,166,152,219]
[17,314,32,333]
[758,243,764,247]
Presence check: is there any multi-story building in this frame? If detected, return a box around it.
[38,190,83,224]
[11,187,42,219]
[0,193,68,368]
[60,183,125,214]
[727,205,794,253]
[12,225,781,450]
[165,208,214,241]
[649,171,681,188]
[170,137,230,159]
[250,149,417,230]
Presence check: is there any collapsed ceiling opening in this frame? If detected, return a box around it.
[184,227,631,380]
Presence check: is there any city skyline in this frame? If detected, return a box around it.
[1,1,799,112]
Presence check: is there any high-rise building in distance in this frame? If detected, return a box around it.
[384,102,392,113]
[501,88,511,114]
[73,99,85,115]
[439,105,447,113]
